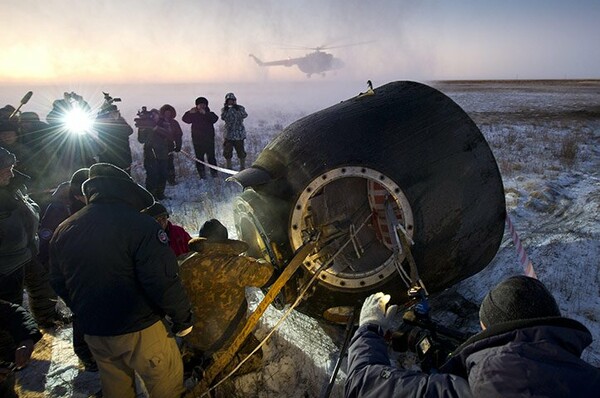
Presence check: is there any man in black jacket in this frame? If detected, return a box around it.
[182,97,219,179]
[345,276,600,398]
[38,168,97,371]
[49,163,194,398]
[0,146,65,329]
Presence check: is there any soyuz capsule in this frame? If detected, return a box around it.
[230,81,506,321]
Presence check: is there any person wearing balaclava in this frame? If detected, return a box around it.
[49,163,193,397]
[345,275,600,398]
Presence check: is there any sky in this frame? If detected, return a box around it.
[0,0,599,84]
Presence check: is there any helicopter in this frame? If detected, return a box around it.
[249,42,370,78]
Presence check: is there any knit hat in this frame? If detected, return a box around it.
[142,202,169,218]
[479,275,561,327]
[69,168,90,197]
[0,146,16,169]
[224,93,236,101]
[195,97,208,106]
[198,219,228,242]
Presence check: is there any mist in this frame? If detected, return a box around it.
[1,0,599,85]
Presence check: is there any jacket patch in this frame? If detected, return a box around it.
[380,369,392,379]
[39,228,53,241]
[157,229,169,244]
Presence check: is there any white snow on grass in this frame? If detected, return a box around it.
[12,80,600,397]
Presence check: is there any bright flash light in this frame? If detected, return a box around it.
[63,107,94,135]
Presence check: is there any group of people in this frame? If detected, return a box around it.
[1,150,274,396]
[0,87,258,398]
[3,91,600,398]
[1,90,248,204]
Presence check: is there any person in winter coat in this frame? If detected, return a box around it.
[37,168,97,372]
[95,105,133,172]
[0,300,42,398]
[178,219,274,375]
[49,163,194,398]
[17,112,53,200]
[182,97,219,179]
[345,276,600,398]
[0,147,66,329]
[137,109,172,200]
[142,202,191,257]
[45,93,98,188]
[220,93,248,171]
[159,104,183,185]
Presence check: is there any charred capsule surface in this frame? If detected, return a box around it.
[232,81,505,320]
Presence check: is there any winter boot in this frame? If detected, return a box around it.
[226,158,233,170]
[239,157,246,171]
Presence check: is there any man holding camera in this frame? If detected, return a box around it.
[345,276,600,397]
[182,97,219,179]
[220,92,248,171]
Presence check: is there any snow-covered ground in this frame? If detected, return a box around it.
[12,80,600,397]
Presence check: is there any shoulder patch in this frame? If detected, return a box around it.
[157,229,169,245]
[380,369,392,379]
[39,228,53,241]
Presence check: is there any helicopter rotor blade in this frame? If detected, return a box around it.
[274,40,375,52]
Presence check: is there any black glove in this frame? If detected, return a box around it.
[170,311,194,337]
[174,145,181,152]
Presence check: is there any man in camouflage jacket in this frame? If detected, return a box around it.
[220,92,248,170]
[179,219,273,373]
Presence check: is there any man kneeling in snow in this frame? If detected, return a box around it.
[178,219,274,377]
[345,276,600,398]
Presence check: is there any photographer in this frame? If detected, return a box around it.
[182,97,219,179]
[95,94,133,172]
[136,108,172,200]
[220,92,248,171]
[345,276,600,398]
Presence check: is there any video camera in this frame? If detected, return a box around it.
[390,286,472,372]
[102,91,121,105]
[134,106,156,129]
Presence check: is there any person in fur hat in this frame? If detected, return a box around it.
[182,97,219,179]
[49,163,193,397]
[159,104,183,185]
[178,219,274,376]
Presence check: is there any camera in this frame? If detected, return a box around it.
[389,286,472,372]
[134,106,155,128]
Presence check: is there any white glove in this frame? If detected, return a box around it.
[359,292,398,333]
[175,325,193,337]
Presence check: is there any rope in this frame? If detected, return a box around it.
[178,149,238,175]
[506,215,537,278]
[199,213,373,397]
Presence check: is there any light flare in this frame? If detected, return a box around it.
[62,106,94,135]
